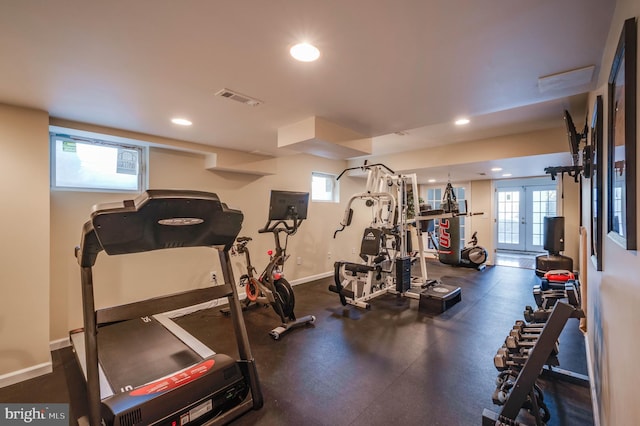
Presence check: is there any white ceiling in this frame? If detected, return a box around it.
[0,0,615,181]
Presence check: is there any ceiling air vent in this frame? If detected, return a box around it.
[215,88,263,106]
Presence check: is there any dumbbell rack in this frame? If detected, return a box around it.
[482,301,585,426]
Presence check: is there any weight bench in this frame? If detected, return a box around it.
[329,227,394,310]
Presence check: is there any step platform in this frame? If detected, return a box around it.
[418,282,462,314]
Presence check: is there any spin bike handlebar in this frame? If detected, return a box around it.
[258,218,303,236]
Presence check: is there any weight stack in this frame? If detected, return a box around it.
[395,256,411,292]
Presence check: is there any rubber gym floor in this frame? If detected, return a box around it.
[0,260,593,425]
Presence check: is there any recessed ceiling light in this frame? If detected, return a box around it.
[428,179,436,183]
[171,118,192,126]
[290,42,320,62]
[502,173,512,177]
[491,167,503,172]
[455,118,470,126]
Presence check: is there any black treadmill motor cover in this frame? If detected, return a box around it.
[78,190,243,266]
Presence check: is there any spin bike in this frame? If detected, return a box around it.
[231,197,315,340]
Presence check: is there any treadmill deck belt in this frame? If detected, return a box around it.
[98,317,202,393]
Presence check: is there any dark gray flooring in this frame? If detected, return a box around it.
[0,260,592,425]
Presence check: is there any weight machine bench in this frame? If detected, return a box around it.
[329,227,395,310]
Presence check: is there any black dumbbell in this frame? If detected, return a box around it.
[565,282,581,307]
[495,347,530,370]
[506,333,560,355]
[509,328,542,340]
[523,305,551,323]
[513,320,545,330]
[495,369,519,387]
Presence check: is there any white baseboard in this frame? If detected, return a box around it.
[584,333,600,426]
[50,336,71,351]
[165,271,333,317]
[289,270,333,286]
[0,362,52,389]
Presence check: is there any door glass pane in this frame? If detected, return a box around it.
[498,190,520,245]
[530,189,556,249]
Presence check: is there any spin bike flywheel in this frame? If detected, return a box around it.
[274,278,296,319]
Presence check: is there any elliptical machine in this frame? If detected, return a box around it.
[231,190,315,340]
[460,232,488,269]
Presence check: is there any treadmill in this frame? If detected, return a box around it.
[70,190,263,426]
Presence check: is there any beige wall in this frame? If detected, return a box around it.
[0,104,51,378]
[582,1,640,424]
[561,177,581,267]
[352,127,568,171]
[470,180,494,262]
[49,147,369,340]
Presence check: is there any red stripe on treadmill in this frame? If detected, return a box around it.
[129,359,215,396]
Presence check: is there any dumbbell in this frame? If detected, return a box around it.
[513,320,545,330]
[506,333,543,350]
[494,347,529,370]
[533,285,566,309]
[495,345,560,372]
[512,323,545,336]
[492,378,514,405]
[509,328,542,341]
[506,334,539,353]
[523,305,551,323]
[565,282,581,307]
[495,369,519,387]
[506,333,559,356]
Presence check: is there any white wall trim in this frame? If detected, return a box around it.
[289,270,333,286]
[163,271,333,318]
[50,337,71,351]
[0,362,53,389]
[584,333,600,426]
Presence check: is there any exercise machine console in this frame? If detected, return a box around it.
[70,190,263,426]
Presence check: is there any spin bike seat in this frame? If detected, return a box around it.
[237,236,252,243]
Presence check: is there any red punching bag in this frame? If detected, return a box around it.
[438,216,461,264]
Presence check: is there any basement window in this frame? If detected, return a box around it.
[311,171,339,202]
[50,132,147,192]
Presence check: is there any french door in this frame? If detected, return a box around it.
[496,184,557,252]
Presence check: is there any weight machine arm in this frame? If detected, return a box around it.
[333,192,397,238]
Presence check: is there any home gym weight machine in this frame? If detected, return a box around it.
[229,190,316,340]
[70,190,262,426]
[330,163,461,312]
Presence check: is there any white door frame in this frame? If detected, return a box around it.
[495,178,559,253]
